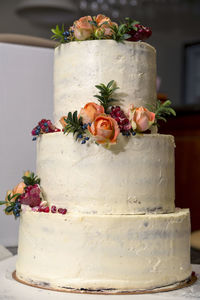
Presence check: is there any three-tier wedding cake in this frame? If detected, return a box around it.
[2,15,191,293]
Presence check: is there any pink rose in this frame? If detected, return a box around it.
[19,184,41,208]
[73,16,94,41]
[129,106,155,132]
[79,102,105,124]
[95,14,118,37]
[88,114,120,145]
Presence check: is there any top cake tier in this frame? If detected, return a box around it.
[54,40,156,124]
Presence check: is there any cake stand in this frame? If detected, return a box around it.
[0,256,200,300]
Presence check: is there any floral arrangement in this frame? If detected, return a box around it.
[59,80,176,147]
[51,15,152,43]
[31,80,175,147]
[32,119,60,141]
[0,172,67,218]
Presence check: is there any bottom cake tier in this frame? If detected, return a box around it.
[16,208,191,291]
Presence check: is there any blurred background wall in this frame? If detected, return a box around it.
[0,0,200,245]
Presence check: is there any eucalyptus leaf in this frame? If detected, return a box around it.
[5,206,13,213]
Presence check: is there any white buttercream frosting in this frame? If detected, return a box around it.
[16,38,191,292]
[16,208,191,291]
[54,40,156,125]
[36,133,175,214]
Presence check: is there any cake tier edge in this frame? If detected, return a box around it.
[16,208,191,291]
[36,133,175,214]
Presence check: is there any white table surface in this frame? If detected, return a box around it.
[0,256,200,300]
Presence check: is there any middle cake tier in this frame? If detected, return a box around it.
[36,133,175,214]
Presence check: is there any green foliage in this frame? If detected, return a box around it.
[94,80,119,112]
[0,193,20,207]
[124,17,140,31]
[7,193,21,201]
[111,18,140,42]
[149,100,176,125]
[0,201,7,205]
[0,193,21,219]
[22,172,40,186]
[63,111,85,140]
[51,24,72,43]
[88,19,98,27]
[5,204,14,213]
[4,199,21,219]
[51,24,65,43]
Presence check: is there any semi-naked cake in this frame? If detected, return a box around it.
[1,15,191,293]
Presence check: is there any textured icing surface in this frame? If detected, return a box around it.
[54,40,156,125]
[18,38,191,292]
[16,209,191,291]
[36,133,175,214]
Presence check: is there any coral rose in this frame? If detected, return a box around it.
[79,102,105,124]
[95,14,118,37]
[88,114,120,145]
[73,16,94,41]
[129,106,155,132]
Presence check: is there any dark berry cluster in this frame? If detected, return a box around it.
[110,106,132,135]
[127,24,152,42]
[62,30,70,42]
[32,119,60,140]
[77,123,91,144]
[13,201,21,218]
[77,134,90,144]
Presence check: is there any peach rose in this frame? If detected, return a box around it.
[88,114,120,145]
[12,182,26,195]
[79,102,105,124]
[59,116,67,128]
[73,16,94,41]
[129,106,155,132]
[95,14,118,37]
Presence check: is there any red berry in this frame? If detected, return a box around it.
[115,111,121,117]
[58,208,67,215]
[192,271,196,276]
[110,106,131,133]
[43,206,50,213]
[127,24,152,42]
[51,205,57,213]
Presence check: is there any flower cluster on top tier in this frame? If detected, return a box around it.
[51,15,152,43]
[0,172,67,218]
[59,80,175,147]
